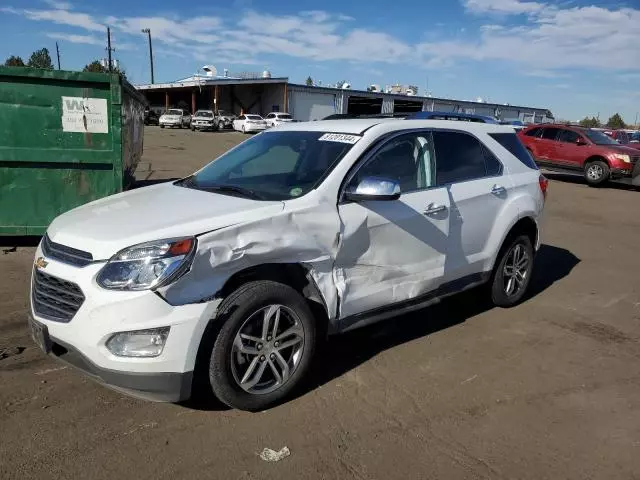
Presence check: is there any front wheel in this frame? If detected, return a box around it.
[489,235,534,307]
[584,160,610,186]
[160,125,165,129]
[208,281,316,411]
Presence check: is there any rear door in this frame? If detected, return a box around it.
[432,130,512,282]
[537,127,561,164]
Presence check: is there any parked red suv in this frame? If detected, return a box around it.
[518,124,640,186]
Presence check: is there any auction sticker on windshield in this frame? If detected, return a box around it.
[318,133,361,144]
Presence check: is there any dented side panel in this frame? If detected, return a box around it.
[159,198,343,321]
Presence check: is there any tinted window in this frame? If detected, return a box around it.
[351,133,436,193]
[277,114,292,119]
[584,129,618,145]
[525,127,542,137]
[489,133,538,170]
[433,131,488,185]
[556,129,580,143]
[540,128,560,140]
[483,146,502,176]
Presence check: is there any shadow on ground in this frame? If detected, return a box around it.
[184,244,580,412]
[544,172,638,192]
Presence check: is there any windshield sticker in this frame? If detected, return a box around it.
[289,187,303,197]
[318,133,361,144]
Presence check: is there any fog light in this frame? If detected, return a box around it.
[106,327,170,357]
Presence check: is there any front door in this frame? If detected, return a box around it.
[537,127,562,164]
[335,131,450,319]
[555,129,586,171]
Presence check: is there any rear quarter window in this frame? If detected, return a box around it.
[489,133,539,170]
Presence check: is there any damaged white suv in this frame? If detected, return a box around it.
[29,119,547,411]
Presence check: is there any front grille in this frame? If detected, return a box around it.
[41,234,93,267]
[32,269,85,322]
[631,156,639,166]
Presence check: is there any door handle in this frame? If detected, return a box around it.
[424,203,447,215]
[491,184,506,195]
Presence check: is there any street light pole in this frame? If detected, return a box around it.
[141,28,155,84]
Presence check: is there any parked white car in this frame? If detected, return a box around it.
[233,114,267,133]
[159,109,191,129]
[190,110,217,132]
[29,119,547,411]
[265,112,294,128]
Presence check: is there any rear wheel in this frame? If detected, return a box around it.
[160,125,165,129]
[489,235,534,307]
[208,281,316,411]
[584,160,610,186]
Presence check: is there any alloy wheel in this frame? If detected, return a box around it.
[230,304,305,395]
[502,243,530,297]
[587,164,604,181]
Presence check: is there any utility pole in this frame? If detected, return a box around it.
[106,27,115,72]
[141,28,155,84]
[55,42,61,70]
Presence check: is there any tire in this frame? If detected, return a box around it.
[160,125,164,129]
[584,160,610,186]
[208,281,316,411]
[489,234,534,308]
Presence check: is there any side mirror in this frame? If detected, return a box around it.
[576,137,587,146]
[344,176,401,202]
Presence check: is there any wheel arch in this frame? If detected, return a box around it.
[489,215,539,273]
[585,155,609,167]
[216,263,330,338]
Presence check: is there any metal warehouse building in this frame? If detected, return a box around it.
[136,74,554,124]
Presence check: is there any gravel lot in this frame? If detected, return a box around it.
[1,127,639,479]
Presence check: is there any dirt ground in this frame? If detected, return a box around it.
[1,126,640,479]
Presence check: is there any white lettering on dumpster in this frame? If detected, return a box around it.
[61,96,109,134]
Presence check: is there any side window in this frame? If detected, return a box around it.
[350,132,436,194]
[483,146,502,176]
[525,127,541,137]
[266,114,274,119]
[432,131,489,185]
[489,133,538,170]
[557,129,579,143]
[540,128,560,140]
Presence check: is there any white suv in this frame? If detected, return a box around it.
[29,119,547,411]
[265,112,294,127]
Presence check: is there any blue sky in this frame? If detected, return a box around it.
[1,0,639,123]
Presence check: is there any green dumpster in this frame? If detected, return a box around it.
[0,67,146,235]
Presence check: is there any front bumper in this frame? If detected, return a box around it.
[29,243,220,402]
[33,324,193,402]
[611,160,640,186]
[160,120,182,127]
[192,122,215,130]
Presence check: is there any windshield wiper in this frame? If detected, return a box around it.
[199,184,266,200]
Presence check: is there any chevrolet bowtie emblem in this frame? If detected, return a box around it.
[34,257,48,269]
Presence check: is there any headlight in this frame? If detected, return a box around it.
[97,237,196,291]
[612,154,631,163]
[106,327,170,357]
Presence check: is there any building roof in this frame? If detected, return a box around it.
[136,76,289,90]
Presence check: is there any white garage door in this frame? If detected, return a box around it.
[289,91,336,122]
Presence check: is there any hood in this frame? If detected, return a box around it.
[622,142,640,151]
[603,144,640,155]
[47,182,284,260]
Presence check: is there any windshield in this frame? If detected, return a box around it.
[246,115,263,120]
[182,131,357,200]
[167,109,182,115]
[195,111,213,117]
[584,129,619,145]
[277,114,292,119]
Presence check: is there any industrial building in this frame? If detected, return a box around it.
[136,69,554,124]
